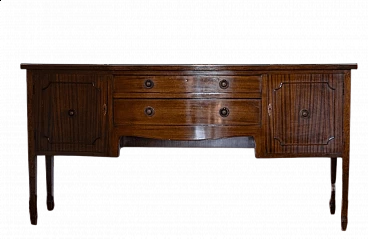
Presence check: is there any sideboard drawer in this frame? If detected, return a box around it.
[114,75,261,95]
[114,99,261,126]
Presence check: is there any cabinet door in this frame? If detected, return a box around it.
[35,73,109,154]
[267,74,344,155]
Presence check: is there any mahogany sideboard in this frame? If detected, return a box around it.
[21,64,357,230]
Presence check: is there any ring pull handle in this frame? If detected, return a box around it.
[219,107,230,117]
[300,109,310,118]
[145,107,155,116]
[68,109,75,117]
[144,79,154,89]
[219,79,229,89]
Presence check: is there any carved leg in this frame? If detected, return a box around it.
[329,157,337,214]
[46,155,55,211]
[341,155,350,231]
[28,154,37,225]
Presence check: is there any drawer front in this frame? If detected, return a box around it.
[114,99,261,126]
[114,75,261,94]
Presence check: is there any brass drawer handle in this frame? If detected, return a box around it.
[300,109,310,118]
[144,79,154,89]
[68,109,76,117]
[219,79,229,89]
[219,107,230,117]
[145,107,155,116]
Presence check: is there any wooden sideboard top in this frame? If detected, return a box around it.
[20,64,358,71]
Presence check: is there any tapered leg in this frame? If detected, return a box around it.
[341,156,350,231]
[28,154,37,225]
[46,155,55,211]
[329,157,337,214]
[341,70,351,231]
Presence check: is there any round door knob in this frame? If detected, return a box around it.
[219,107,230,117]
[68,109,75,117]
[145,107,155,116]
[219,79,229,89]
[144,79,154,89]
[300,109,310,118]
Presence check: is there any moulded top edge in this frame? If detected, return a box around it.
[20,63,358,71]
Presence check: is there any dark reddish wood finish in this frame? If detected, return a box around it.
[114,75,261,96]
[33,73,110,154]
[45,155,54,211]
[267,74,344,155]
[114,99,261,126]
[22,64,357,230]
[341,71,351,231]
[330,157,337,214]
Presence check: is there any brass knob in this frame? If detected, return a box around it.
[219,107,230,117]
[300,109,310,118]
[219,79,229,89]
[145,107,155,116]
[144,79,154,89]
[68,109,75,117]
